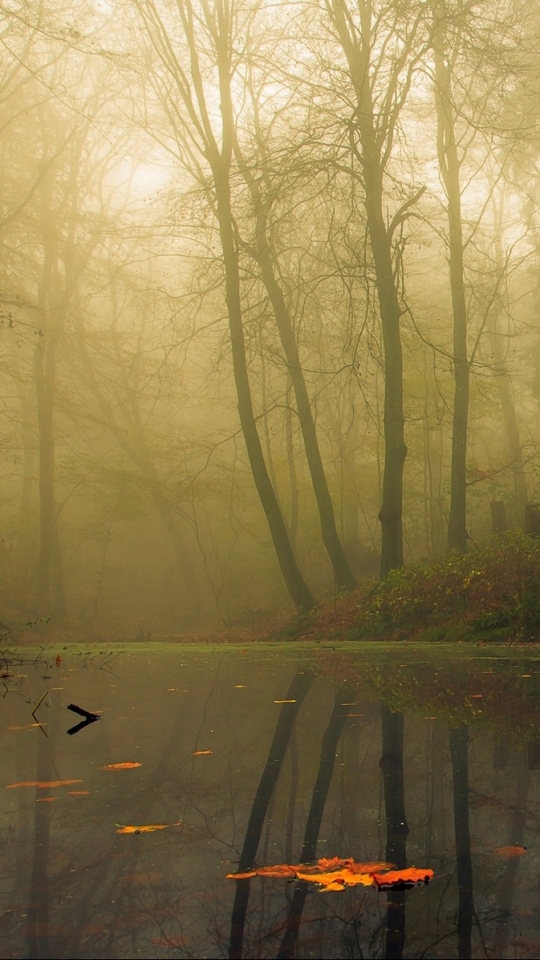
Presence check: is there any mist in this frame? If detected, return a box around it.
[1,0,538,638]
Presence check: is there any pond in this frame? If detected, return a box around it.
[2,642,540,959]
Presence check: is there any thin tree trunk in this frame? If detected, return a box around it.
[433,3,470,553]
[489,214,527,526]
[213,167,315,612]
[234,114,355,591]
[284,389,299,551]
[328,0,408,577]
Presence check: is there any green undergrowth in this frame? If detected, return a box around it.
[281,532,540,643]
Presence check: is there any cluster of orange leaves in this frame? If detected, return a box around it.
[227,857,434,892]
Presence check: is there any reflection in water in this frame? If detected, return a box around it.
[2,647,540,958]
[228,668,315,959]
[380,706,408,960]
[449,725,474,960]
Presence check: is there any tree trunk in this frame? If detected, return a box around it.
[250,206,355,591]
[212,165,315,612]
[488,222,527,526]
[433,3,470,553]
[328,0,407,577]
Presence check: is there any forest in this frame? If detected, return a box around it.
[1,0,539,637]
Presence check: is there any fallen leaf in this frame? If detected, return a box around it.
[55,655,62,667]
[36,797,59,802]
[227,858,433,892]
[100,762,142,771]
[372,868,435,890]
[228,857,394,891]
[6,779,83,789]
[69,791,89,796]
[8,723,48,731]
[274,699,296,704]
[192,749,212,756]
[116,821,182,834]
[493,845,527,859]
[295,868,375,890]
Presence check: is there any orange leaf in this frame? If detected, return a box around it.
[372,868,434,890]
[116,821,182,834]
[227,859,433,892]
[6,779,83,789]
[100,762,142,770]
[69,791,89,796]
[493,845,527,859]
[192,749,212,756]
[227,857,401,892]
[8,723,48,730]
[296,868,375,890]
[35,797,58,802]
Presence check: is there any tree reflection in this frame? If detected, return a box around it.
[276,688,352,959]
[228,669,315,960]
[380,705,409,960]
[449,725,474,960]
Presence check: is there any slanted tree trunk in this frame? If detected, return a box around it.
[212,162,315,611]
[240,176,355,591]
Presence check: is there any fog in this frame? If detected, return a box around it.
[0,0,538,635]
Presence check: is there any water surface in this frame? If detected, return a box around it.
[2,643,540,959]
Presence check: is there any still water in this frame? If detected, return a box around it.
[2,643,540,959]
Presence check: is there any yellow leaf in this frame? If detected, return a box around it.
[7,779,83,789]
[192,749,212,756]
[100,762,142,771]
[116,821,182,834]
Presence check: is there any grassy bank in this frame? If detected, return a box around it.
[280,532,540,643]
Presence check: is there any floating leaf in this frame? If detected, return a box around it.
[100,762,142,771]
[372,868,435,890]
[69,791,89,796]
[493,845,527,859]
[36,797,58,803]
[274,699,296,704]
[116,821,182,834]
[226,858,433,892]
[192,749,212,756]
[8,723,47,731]
[7,779,83,789]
